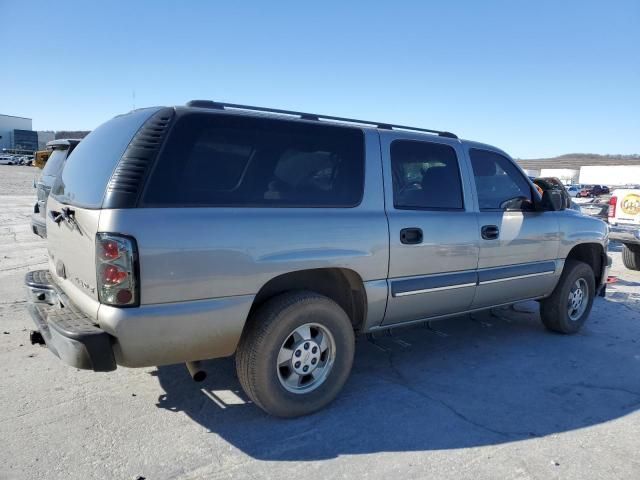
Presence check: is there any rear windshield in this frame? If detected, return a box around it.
[142,113,365,207]
[51,108,161,208]
[40,148,68,178]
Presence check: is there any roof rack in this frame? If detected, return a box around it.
[185,100,458,139]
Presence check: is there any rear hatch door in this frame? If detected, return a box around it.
[46,107,163,318]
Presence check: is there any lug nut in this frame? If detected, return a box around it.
[294,361,301,368]
[295,350,301,357]
[304,342,309,350]
[311,358,317,365]
[303,366,309,372]
[312,346,318,354]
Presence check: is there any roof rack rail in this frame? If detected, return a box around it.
[185,100,458,139]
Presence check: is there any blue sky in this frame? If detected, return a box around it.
[1,0,638,158]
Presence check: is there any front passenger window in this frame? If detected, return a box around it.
[469,149,534,211]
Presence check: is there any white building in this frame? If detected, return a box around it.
[0,114,36,152]
[539,168,579,184]
[579,165,640,187]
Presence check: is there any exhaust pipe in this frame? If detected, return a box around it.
[185,361,206,382]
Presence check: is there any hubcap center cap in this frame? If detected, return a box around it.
[292,340,320,375]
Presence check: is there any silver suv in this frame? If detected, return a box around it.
[31,139,81,238]
[25,101,610,417]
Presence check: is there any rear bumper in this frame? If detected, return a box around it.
[30,212,47,238]
[609,224,640,246]
[24,270,116,372]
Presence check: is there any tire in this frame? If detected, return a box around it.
[540,259,595,334]
[622,244,640,271]
[236,291,355,417]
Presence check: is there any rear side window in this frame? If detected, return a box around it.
[142,113,364,207]
[40,148,68,178]
[391,140,464,210]
[469,149,533,211]
[52,108,161,208]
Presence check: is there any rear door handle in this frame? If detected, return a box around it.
[400,228,423,245]
[49,210,64,224]
[481,225,500,240]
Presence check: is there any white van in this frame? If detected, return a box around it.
[608,188,640,270]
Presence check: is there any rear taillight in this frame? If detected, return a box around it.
[96,233,139,307]
[608,196,617,218]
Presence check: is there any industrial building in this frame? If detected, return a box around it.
[0,114,38,153]
[517,154,640,186]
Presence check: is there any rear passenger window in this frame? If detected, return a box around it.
[142,113,364,207]
[469,149,534,211]
[391,140,464,210]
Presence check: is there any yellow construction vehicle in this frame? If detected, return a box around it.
[34,150,52,169]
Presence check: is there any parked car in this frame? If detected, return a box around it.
[579,185,610,197]
[25,101,610,417]
[608,188,640,270]
[578,186,593,197]
[566,185,581,197]
[591,185,610,196]
[0,155,16,165]
[31,139,81,238]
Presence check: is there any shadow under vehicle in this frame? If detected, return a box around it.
[153,299,640,461]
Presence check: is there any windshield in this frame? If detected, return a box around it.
[40,149,68,178]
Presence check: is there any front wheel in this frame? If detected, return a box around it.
[540,260,595,334]
[235,291,355,417]
[622,244,640,271]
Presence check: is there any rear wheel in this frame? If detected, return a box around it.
[236,291,355,417]
[540,260,595,334]
[622,244,640,271]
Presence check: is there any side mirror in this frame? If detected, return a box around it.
[540,190,565,211]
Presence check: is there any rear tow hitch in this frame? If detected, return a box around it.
[30,330,45,346]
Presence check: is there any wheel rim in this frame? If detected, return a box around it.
[277,322,336,394]
[567,278,589,321]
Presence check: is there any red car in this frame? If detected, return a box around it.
[578,185,610,197]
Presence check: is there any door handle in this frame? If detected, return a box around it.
[481,225,499,240]
[400,228,423,245]
[49,210,64,224]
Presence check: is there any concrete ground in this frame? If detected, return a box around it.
[1,164,639,480]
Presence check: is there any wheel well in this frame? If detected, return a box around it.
[566,243,604,284]
[249,268,367,332]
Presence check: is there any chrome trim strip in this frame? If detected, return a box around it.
[394,282,477,297]
[478,270,554,285]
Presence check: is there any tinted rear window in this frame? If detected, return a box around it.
[142,113,364,207]
[52,108,161,208]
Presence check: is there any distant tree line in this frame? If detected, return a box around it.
[54,131,91,140]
